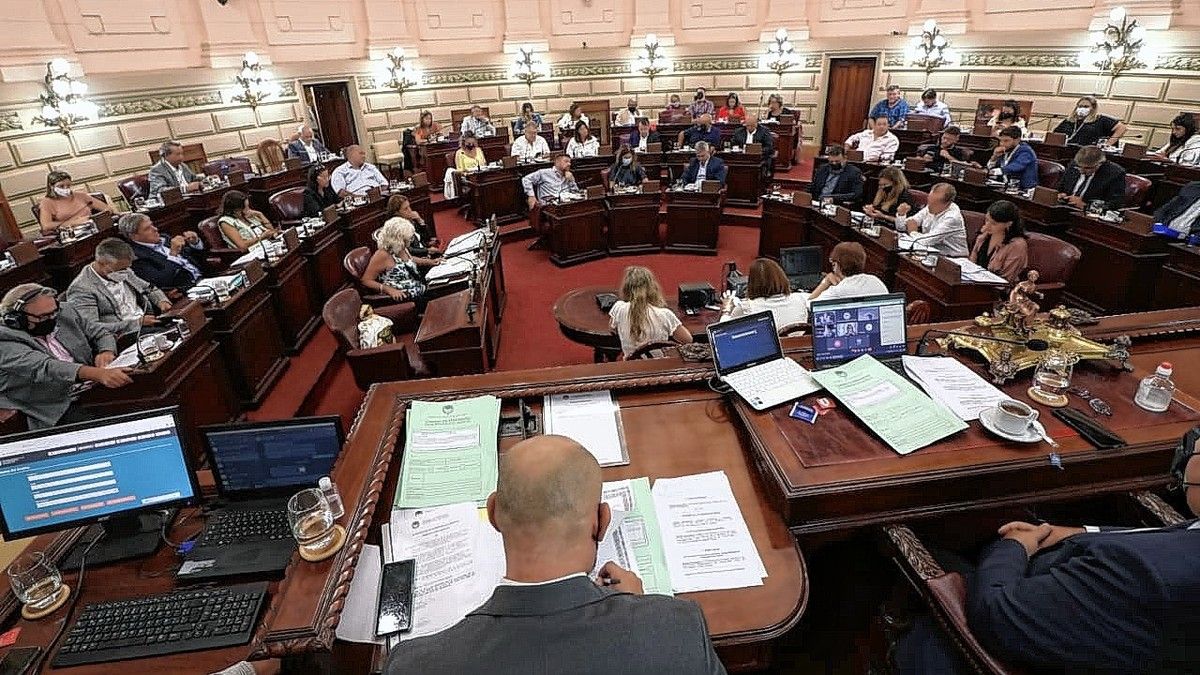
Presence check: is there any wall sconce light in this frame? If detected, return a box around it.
[907,19,957,75]
[33,58,99,135]
[632,34,672,93]
[1080,6,1150,77]
[226,51,280,111]
[760,28,798,90]
[510,45,550,99]
[374,48,423,106]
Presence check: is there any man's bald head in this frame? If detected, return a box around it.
[493,435,602,540]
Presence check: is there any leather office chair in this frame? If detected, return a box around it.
[117,174,150,206]
[257,139,287,173]
[268,187,306,229]
[1025,232,1081,307]
[342,246,396,307]
[908,189,929,210]
[778,322,806,337]
[625,341,677,360]
[202,157,253,177]
[1124,173,1152,209]
[196,216,246,267]
[1036,160,1065,189]
[321,288,426,390]
[905,300,931,325]
[961,210,986,250]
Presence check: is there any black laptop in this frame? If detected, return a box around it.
[809,292,911,379]
[779,246,824,291]
[178,416,343,580]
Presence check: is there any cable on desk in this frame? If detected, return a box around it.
[33,529,106,672]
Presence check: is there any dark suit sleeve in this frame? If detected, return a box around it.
[1101,166,1127,210]
[1057,167,1078,194]
[715,159,728,185]
[683,160,697,184]
[830,168,864,203]
[1154,182,1200,223]
[808,167,825,197]
[686,602,728,675]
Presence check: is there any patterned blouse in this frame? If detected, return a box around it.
[377,254,425,298]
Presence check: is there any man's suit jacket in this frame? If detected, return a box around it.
[147,159,196,197]
[0,304,115,428]
[682,125,722,148]
[129,238,205,292]
[732,126,775,170]
[1058,160,1127,211]
[65,265,168,337]
[384,576,727,675]
[808,163,865,205]
[628,129,661,149]
[1154,181,1200,235]
[285,137,329,161]
[968,522,1200,674]
[682,156,727,186]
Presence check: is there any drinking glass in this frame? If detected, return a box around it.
[1029,349,1078,407]
[138,333,163,361]
[288,488,335,556]
[8,551,63,610]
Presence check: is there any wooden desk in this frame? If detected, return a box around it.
[606,191,662,254]
[182,184,236,228]
[938,175,999,212]
[1007,192,1072,233]
[298,220,347,302]
[1062,212,1169,314]
[757,197,809,259]
[900,168,935,191]
[893,128,935,156]
[0,241,49,292]
[553,285,719,361]
[893,254,1004,321]
[337,197,389,251]
[664,190,722,254]
[568,155,612,190]
[416,238,504,375]
[655,122,742,150]
[202,261,289,408]
[765,118,798,171]
[1028,140,1078,164]
[718,151,763,208]
[38,222,116,290]
[262,243,319,354]
[462,166,526,226]
[803,208,897,285]
[1155,243,1200,309]
[542,197,607,266]
[140,201,189,238]
[246,162,334,213]
[411,139,458,191]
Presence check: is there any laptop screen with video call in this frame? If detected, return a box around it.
[709,312,783,376]
[809,293,908,369]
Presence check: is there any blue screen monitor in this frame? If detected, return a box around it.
[199,416,343,499]
[708,311,783,376]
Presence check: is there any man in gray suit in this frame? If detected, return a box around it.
[0,284,133,428]
[66,237,173,338]
[148,140,202,197]
[285,124,329,163]
[384,435,727,675]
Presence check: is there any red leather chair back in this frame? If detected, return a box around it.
[197,216,226,250]
[908,189,929,210]
[268,187,306,222]
[322,287,362,353]
[344,246,372,280]
[117,174,150,205]
[1036,160,1065,189]
[961,210,986,250]
[905,300,931,325]
[1124,173,1152,209]
[1025,232,1081,286]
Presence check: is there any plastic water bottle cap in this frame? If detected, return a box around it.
[1157,362,1173,376]
[319,476,332,489]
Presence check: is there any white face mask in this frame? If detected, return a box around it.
[107,269,132,282]
[1076,107,1092,118]
[53,186,72,198]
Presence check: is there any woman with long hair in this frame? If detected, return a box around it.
[608,144,647,188]
[720,258,808,329]
[38,170,112,235]
[217,190,279,251]
[608,266,692,357]
[514,102,543,134]
[566,121,600,158]
[969,200,1029,283]
[1052,95,1128,145]
[362,219,427,303]
[862,167,915,220]
[413,110,441,143]
[302,164,339,217]
[1154,113,1200,165]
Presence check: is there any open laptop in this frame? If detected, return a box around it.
[809,293,910,377]
[779,246,824,291]
[708,311,821,411]
[178,416,343,580]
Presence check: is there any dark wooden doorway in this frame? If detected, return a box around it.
[304,82,359,154]
[821,57,878,150]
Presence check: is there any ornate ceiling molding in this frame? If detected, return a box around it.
[94,83,297,119]
[955,52,1081,69]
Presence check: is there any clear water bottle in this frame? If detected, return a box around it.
[318,476,345,519]
[1134,361,1175,413]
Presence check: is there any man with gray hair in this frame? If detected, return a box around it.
[330,144,388,197]
[682,140,727,188]
[119,212,206,293]
[384,435,727,675]
[148,140,202,196]
[66,237,173,337]
[286,124,329,163]
[0,283,132,428]
[679,112,721,148]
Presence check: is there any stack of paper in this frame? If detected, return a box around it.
[901,356,1014,422]
[544,391,629,467]
[897,234,934,252]
[395,395,501,509]
[444,230,486,257]
[943,257,1008,284]
[424,255,474,282]
[600,478,673,596]
[651,471,767,593]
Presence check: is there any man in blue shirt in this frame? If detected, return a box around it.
[869,85,910,128]
[678,114,721,148]
[987,126,1039,190]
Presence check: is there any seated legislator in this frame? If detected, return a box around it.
[989,99,1027,135]
[987,126,1039,190]
[719,258,808,326]
[1053,95,1128,146]
[628,117,661,152]
[119,213,206,293]
[510,123,550,161]
[609,266,693,357]
[513,102,543,135]
[302,164,340,217]
[0,283,132,428]
[556,103,590,139]
[717,92,746,122]
[607,145,647,188]
[809,145,865,205]
[895,183,968,257]
[870,84,910,128]
[217,190,280,252]
[1151,113,1200,165]
[732,113,775,177]
[566,122,601,158]
[456,132,488,171]
[614,97,642,127]
[37,170,113,235]
[912,89,952,125]
[362,219,427,304]
[1057,145,1127,211]
[523,155,578,208]
[1153,180,1200,239]
[689,87,715,119]
[807,242,889,304]
[66,237,172,338]
[413,110,442,143]
[148,139,202,196]
[764,93,795,121]
[846,115,901,162]
[331,145,388,197]
[863,167,917,221]
[969,200,1029,283]
[679,114,722,148]
[916,126,971,173]
[682,142,727,187]
[662,94,689,121]
[460,105,496,137]
[383,435,726,675]
[384,194,438,260]
[285,124,328,162]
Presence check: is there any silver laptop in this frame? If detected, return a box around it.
[708,311,821,411]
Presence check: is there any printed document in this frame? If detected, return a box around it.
[544,391,629,466]
[943,257,1008,284]
[395,395,501,508]
[902,356,1013,421]
[591,510,638,577]
[601,478,673,595]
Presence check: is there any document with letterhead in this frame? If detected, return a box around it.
[395,395,501,508]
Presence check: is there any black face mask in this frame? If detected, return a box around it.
[695,93,704,100]
[27,317,56,337]
[628,105,637,112]
[700,124,710,131]
[466,142,476,149]
[829,163,844,172]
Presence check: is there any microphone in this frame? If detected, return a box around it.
[915,328,1049,356]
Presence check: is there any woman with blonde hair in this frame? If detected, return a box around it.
[38,170,113,235]
[1052,95,1127,146]
[862,167,916,221]
[719,258,808,329]
[362,219,427,303]
[608,266,692,357]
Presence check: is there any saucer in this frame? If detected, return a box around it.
[978,408,1040,443]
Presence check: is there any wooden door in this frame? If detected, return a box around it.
[821,58,877,150]
[306,82,359,154]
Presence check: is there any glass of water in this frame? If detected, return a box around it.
[288,488,335,557]
[8,551,63,611]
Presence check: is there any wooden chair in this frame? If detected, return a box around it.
[905,300,931,325]
[321,288,426,390]
[256,139,287,173]
[267,187,306,229]
[1025,232,1081,307]
[342,246,395,307]
[1124,173,1152,209]
[196,216,247,267]
[625,341,678,360]
[961,210,986,251]
[1036,160,1065,189]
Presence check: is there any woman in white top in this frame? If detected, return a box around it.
[807,242,889,305]
[1152,113,1200,166]
[556,104,589,134]
[609,266,693,357]
[720,258,808,332]
[566,122,600,158]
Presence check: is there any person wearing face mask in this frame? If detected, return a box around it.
[0,284,133,429]
[1053,95,1128,146]
[217,190,281,252]
[456,131,488,171]
[66,238,173,338]
[862,167,915,221]
[615,97,642,127]
[678,113,721,148]
[988,99,1027,135]
[809,145,865,206]
[662,94,689,122]
[732,113,775,177]
[37,170,113,236]
[607,145,646,188]
[688,87,715,119]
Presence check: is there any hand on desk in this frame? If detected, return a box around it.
[595,561,644,595]
[141,314,162,327]
[1062,195,1087,209]
[158,299,174,312]
[80,365,133,388]
[999,521,1085,557]
[384,287,409,302]
[94,351,115,368]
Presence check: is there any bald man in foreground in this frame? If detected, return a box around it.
[383,435,727,675]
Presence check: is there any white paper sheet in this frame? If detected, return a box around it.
[943,256,1009,284]
[591,510,638,577]
[444,230,486,257]
[335,543,386,645]
[543,391,629,467]
[901,356,1015,422]
[424,256,474,282]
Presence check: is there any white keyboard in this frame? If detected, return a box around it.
[723,359,821,411]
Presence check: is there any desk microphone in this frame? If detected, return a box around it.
[915,328,1049,356]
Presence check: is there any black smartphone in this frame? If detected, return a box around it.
[375,558,416,637]
[0,647,42,675]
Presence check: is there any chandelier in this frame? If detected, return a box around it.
[374,48,423,105]
[760,28,798,89]
[226,51,280,110]
[632,34,672,93]
[510,45,550,99]
[907,20,957,74]
[1080,6,1148,77]
[34,59,99,135]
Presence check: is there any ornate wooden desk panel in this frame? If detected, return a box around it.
[542,198,607,266]
[606,191,663,254]
[757,198,809,259]
[1061,212,1170,314]
[299,222,347,304]
[264,244,319,353]
[718,151,764,208]
[664,190,722,254]
[202,263,289,409]
[1156,243,1200,310]
[463,166,526,225]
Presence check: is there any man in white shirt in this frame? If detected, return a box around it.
[460,105,497,137]
[895,183,968,256]
[912,89,953,126]
[330,145,388,197]
[845,115,901,163]
[523,155,578,207]
[285,124,329,163]
[510,124,550,161]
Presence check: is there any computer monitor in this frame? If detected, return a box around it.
[809,293,908,369]
[199,416,343,499]
[708,311,783,377]
[0,408,198,562]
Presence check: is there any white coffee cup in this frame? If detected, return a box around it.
[994,399,1038,435]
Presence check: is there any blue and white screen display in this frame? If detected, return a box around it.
[711,313,780,372]
[811,296,907,367]
[0,413,195,538]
